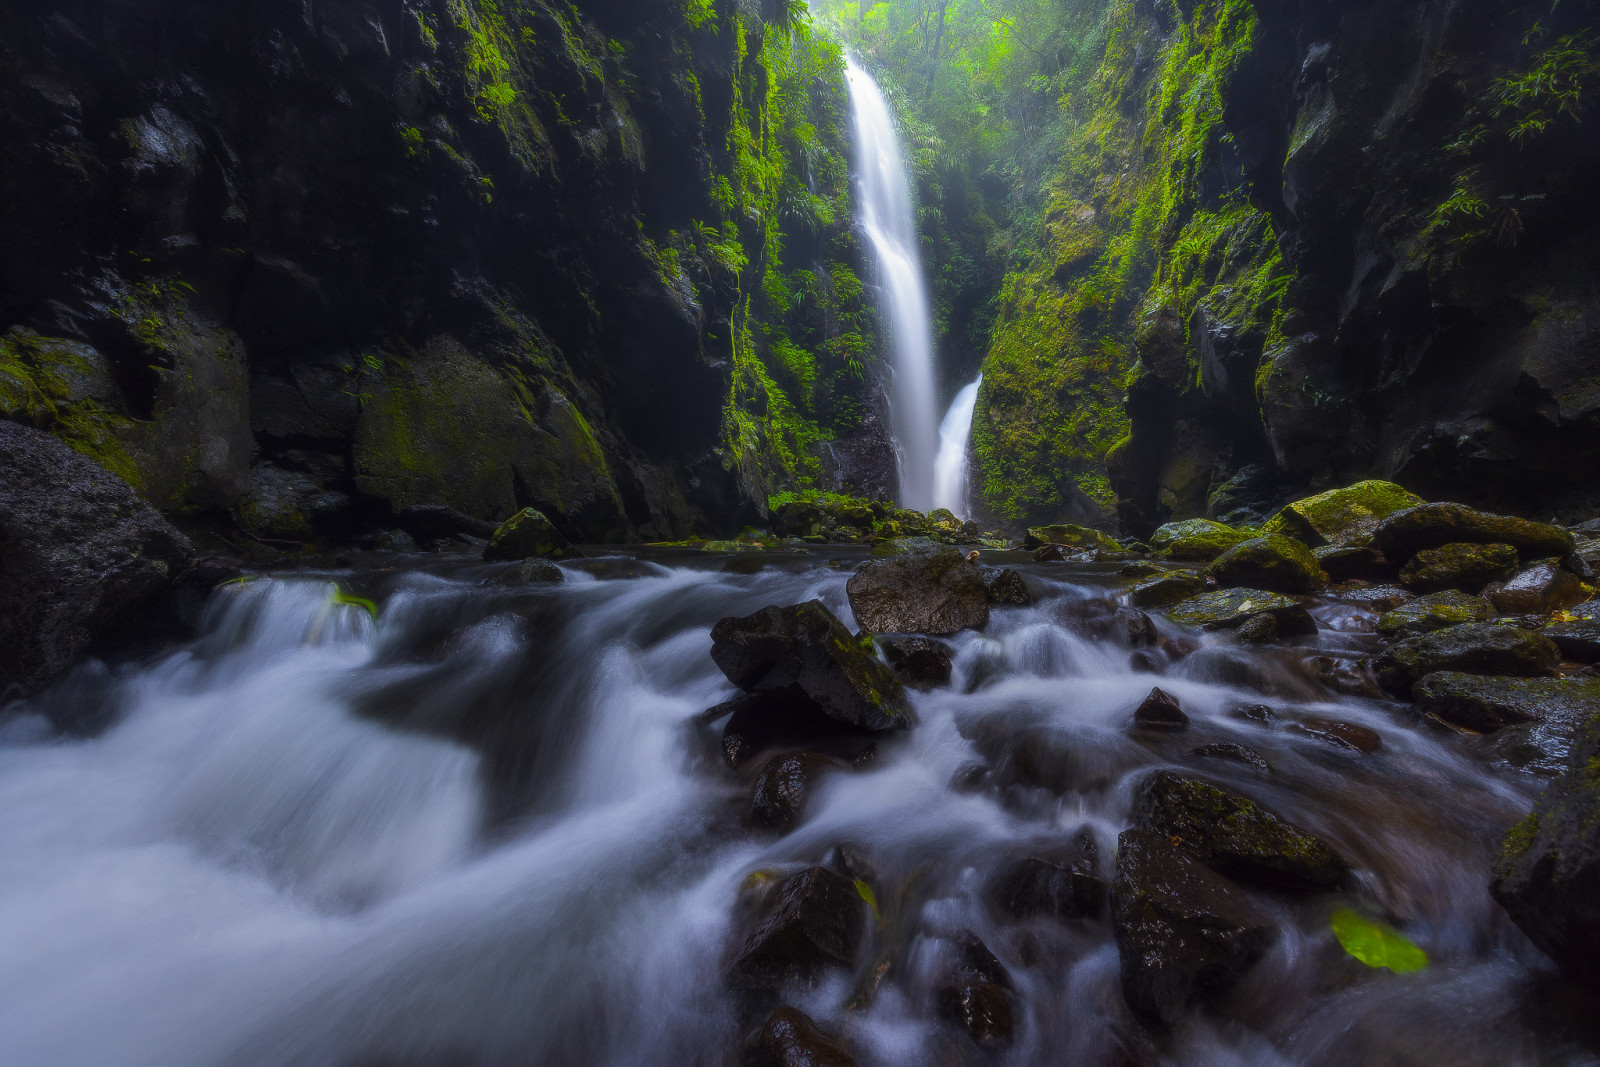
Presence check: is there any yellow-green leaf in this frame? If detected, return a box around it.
[853,879,880,920]
[1331,909,1429,974]
[330,586,379,621]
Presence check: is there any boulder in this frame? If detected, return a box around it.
[1128,573,1207,609]
[1188,742,1270,772]
[1111,830,1275,1024]
[1545,619,1600,663]
[710,602,914,732]
[0,421,199,697]
[1397,542,1518,594]
[731,867,867,989]
[483,558,565,586]
[1133,687,1189,731]
[745,1007,858,1067]
[1313,544,1394,583]
[1375,503,1575,562]
[1284,717,1383,754]
[395,504,498,544]
[1234,612,1280,644]
[1206,535,1328,594]
[1150,518,1258,562]
[988,849,1106,922]
[1413,672,1600,733]
[1482,561,1589,615]
[1263,480,1426,546]
[845,548,990,635]
[1375,622,1561,693]
[878,636,953,690]
[870,536,938,557]
[750,752,844,831]
[937,982,1013,1050]
[980,566,1032,606]
[1133,771,1348,891]
[482,507,576,561]
[1167,588,1317,635]
[1025,523,1121,551]
[1375,591,1494,637]
[1476,720,1576,779]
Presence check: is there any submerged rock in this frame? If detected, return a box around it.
[1375,590,1494,637]
[750,752,845,831]
[1188,742,1270,772]
[1263,481,1425,546]
[1207,535,1328,594]
[1482,561,1589,615]
[745,1006,858,1067]
[710,602,913,732]
[878,636,953,690]
[988,849,1106,922]
[1413,672,1600,733]
[1111,830,1275,1024]
[716,689,857,771]
[846,548,990,635]
[1151,518,1257,562]
[1397,542,1518,594]
[937,981,1013,1050]
[483,558,564,586]
[1375,622,1561,693]
[1168,588,1317,634]
[1128,572,1208,609]
[731,867,867,990]
[1284,716,1383,754]
[1375,503,1575,562]
[1133,687,1189,731]
[482,507,576,561]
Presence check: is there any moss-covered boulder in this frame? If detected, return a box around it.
[1397,542,1518,594]
[1133,771,1348,891]
[1483,561,1590,615]
[1376,591,1494,637]
[870,536,938,557]
[1151,518,1258,562]
[1263,480,1425,546]
[1375,622,1561,693]
[1414,672,1600,733]
[1168,588,1317,635]
[1206,535,1327,594]
[1025,523,1122,552]
[846,548,991,635]
[483,508,576,561]
[1375,503,1575,562]
[1128,573,1208,609]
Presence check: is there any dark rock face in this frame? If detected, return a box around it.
[1397,542,1518,594]
[1206,535,1327,594]
[1546,620,1600,664]
[749,752,843,831]
[1133,687,1189,732]
[1482,561,1590,615]
[1375,622,1562,693]
[1111,830,1275,1025]
[1128,573,1208,609]
[937,981,1013,1050]
[845,549,991,635]
[988,853,1106,922]
[731,867,866,990]
[878,637,953,691]
[717,689,870,772]
[1375,505,1576,563]
[745,1007,858,1067]
[1414,672,1600,733]
[0,422,199,696]
[979,566,1032,607]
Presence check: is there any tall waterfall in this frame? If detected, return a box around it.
[933,374,982,519]
[845,59,939,513]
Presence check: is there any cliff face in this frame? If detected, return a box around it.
[0,0,891,543]
[975,0,1600,534]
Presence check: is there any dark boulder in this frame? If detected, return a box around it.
[988,850,1106,922]
[979,566,1032,606]
[878,636,953,690]
[750,752,844,831]
[1375,591,1494,637]
[1128,573,1207,609]
[1482,561,1590,615]
[1375,622,1561,693]
[396,504,498,545]
[845,548,990,635]
[1545,619,1600,663]
[1188,742,1270,772]
[1413,672,1600,733]
[744,1007,858,1067]
[1234,612,1280,644]
[1133,687,1189,731]
[710,602,913,732]
[731,866,867,990]
[1111,830,1275,1024]
[483,558,564,586]
[715,689,870,772]
[1262,481,1425,546]
[1314,544,1394,583]
[1397,542,1518,594]
[1206,535,1327,594]
[937,982,1013,1050]
[1167,588,1317,635]
[1375,503,1575,562]
[482,508,576,561]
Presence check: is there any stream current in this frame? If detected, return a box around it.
[0,550,1593,1066]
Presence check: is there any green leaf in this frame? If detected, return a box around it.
[1331,909,1429,974]
[853,879,880,920]
[330,586,379,621]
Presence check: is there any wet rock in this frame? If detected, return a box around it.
[731,867,867,989]
[1330,585,1413,612]
[1476,720,1576,778]
[1111,830,1275,1025]
[1285,717,1382,754]
[1151,518,1258,562]
[1188,742,1270,772]
[1375,590,1495,638]
[1118,607,1159,647]
[396,504,498,545]
[745,1006,859,1067]
[1230,703,1274,725]
[1025,523,1121,551]
[1168,588,1317,635]
[562,557,669,581]
[1207,535,1328,594]
[1545,620,1600,664]
[1134,771,1348,891]
[870,536,938,557]
[751,752,844,831]
[1413,672,1600,733]
[710,602,913,732]
[1314,544,1395,583]
[1234,612,1280,644]
[482,507,576,561]
[989,852,1106,922]
[980,566,1032,606]
[1128,573,1208,609]
[1120,560,1166,578]
[484,558,564,586]
[1263,481,1426,546]
[718,689,860,771]
[845,548,990,635]
[878,636,953,690]
[1483,561,1590,615]
[937,982,1013,1050]
[1033,543,1069,562]
[1375,503,1575,562]
[1375,622,1561,693]
[1133,687,1188,731]
[1397,542,1518,594]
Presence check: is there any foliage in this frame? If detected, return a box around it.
[1330,909,1429,974]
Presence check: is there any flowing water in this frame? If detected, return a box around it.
[846,60,940,514]
[0,550,1594,1066]
[933,375,983,520]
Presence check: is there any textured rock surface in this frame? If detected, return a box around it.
[1376,505,1576,563]
[1482,561,1590,615]
[745,1007,859,1067]
[1168,588,1316,634]
[731,866,867,989]
[1397,542,1518,594]
[1413,672,1600,733]
[845,548,991,635]
[1207,535,1327,594]
[1375,622,1561,693]
[1375,591,1494,638]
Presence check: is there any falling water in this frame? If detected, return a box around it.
[845,59,939,514]
[933,374,983,519]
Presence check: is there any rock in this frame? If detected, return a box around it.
[1263,481,1426,546]
[483,558,564,586]
[1545,620,1600,663]
[396,504,498,544]
[1111,830,1275,1025]
[1476,720,1576,778]
[1115,607,1159,647]
[1133,771,1348,891]
[979,566,1032,606]
[937,982,1013,1050]
[1189,742,1270,772]
[1375,590,1495,637]
[1206,535,1328,594]
[1284,717,1382,754]
[1375,503,1575,562]
[1128,573,1208,609]
[845,548,991,635]
[751,752,844,831]
[988,852,1106,922]
[869,536,938,557]
[1150,518,1258,562]
[1375,622,1561,693]
[1234,612,1280,644]
[1492,716,1600,981]
[717,690,850,771]
[1167,588,1317,635]
[745,1007,858,1067]
[710,602,913,732]
[1482,561,1590,615]
[1033,543,1069,562]
[1025,524,1121,551]
[1314,544,1394,582]
[1397,542,1518,594]
[0,422,197,697]
[1230,703,1274,725]
[878,636,953,690]
[1133,687,1188,731]
[1413,672,1600,733]
[482,508,576,561]
[731,866,867,989]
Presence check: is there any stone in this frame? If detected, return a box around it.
[1476,720,1576,778]
[1262,480,1426,546]
[988,853,1106,922]
[1150,518,1258,562]
[1375,590,1495,637]
[1545,619,1600,663]
[745,1007,858,1067]
[1168,588,1317,635]
[1234,612,1280,644]
[1375,502,1575,562]
[1314,544,1395,583]
[1375,622,1561,693]
[1133,687,1188,731]
[937,982,1013,1050]
[1397,542,1518,594]
[1284,717,1382,754]
[1133,771,1348,891]
[1482,561,1590,615]
[1188,742,1270,772]
[878,636,953,690]
[750,752,844,831]
[1230,703,1274,725]
[483,558,564,586]
[1111,830,1275,1025]
[845,548,991,635]
[731,867,867,989]
[483,507,576,561]
[396,503,498,544]
[1413,672,1600,733]
[979,566,1032,606]
[1025,523,1121,551]
[1128,573,1208,609]
[869,536,938,557]
[1207,535,1328,594]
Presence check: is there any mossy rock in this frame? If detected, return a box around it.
[1375,622,1561,693]
[1376,503,1575,562]
[1263,480,1425,547]
[1167,588,1316,634]
[871,536,938,557]
[1376,591,1493,637]
[1414,672,1600,733]
[1026,523,1122,552]
[1151,518,1258,562]
[483,508,577,561]
[1398,542,1518,594]
[1483,561,1590,615]
[1129,573,1208,609]
[1206,535,1327,594]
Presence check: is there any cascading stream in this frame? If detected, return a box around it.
[845,59,940,514]
[933,374,983,519]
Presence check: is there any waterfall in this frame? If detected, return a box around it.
[932,374,982,519]
[845,59,939,514]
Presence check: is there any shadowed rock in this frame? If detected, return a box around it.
[1397,542,1518,594]
[744,1006,858,1067]
[1414,672,1600,733]
[750,751,845,831]
[1482,561,1589,615]
[731,867,867,990]
[1375,622,1561,693]
[1376,591,1494,637]
[1168,588,1317,634]
[878,636,953,690]
[1206,535,1328,594]
[1133,687,1189,731]
[846,548,990,635]
[483,507,576,561]
[1375,503,1575,562]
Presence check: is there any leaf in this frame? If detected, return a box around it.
[1331,909,1429,974]
[853,879,880,920]
[330,586,379,621]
